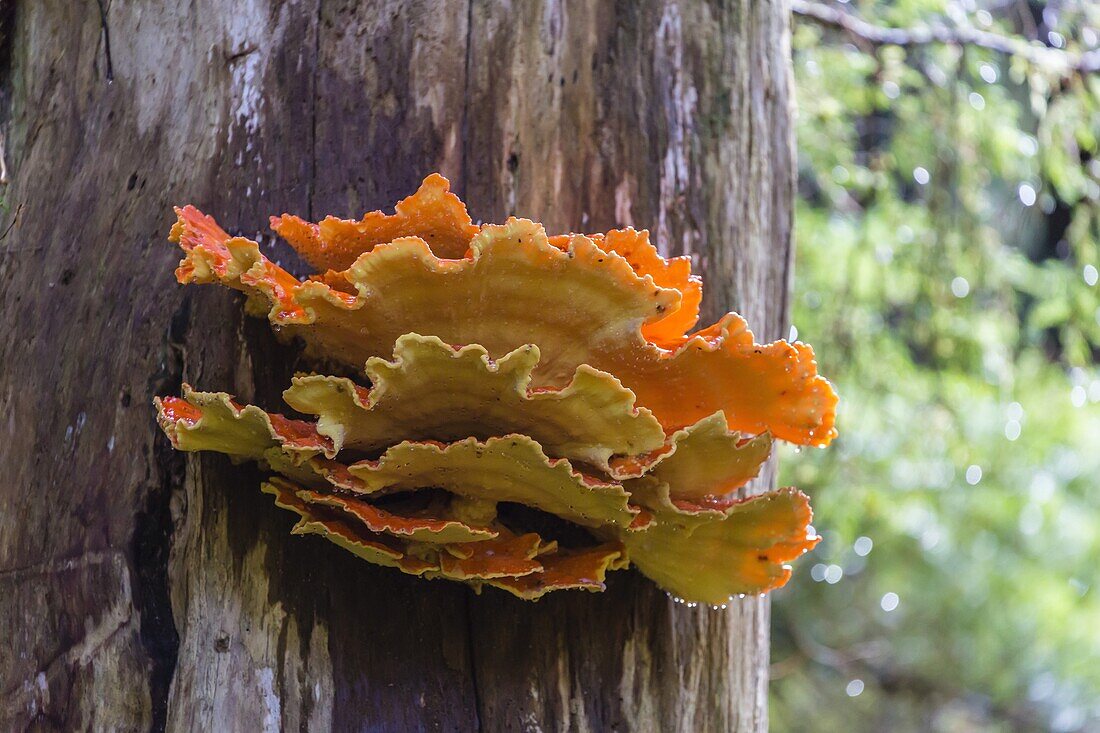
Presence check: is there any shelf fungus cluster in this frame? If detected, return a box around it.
[155,174,838,604]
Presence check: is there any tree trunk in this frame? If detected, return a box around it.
[0,1,794,731]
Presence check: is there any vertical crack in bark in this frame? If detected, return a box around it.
[776,6,797,338]
[0,0,14,109]
[308,0,322,221]
[94,0,114,82]
[133,295,191,732]
[0,0,16,190]
[459,0,474,201]
[463,593,485,733]
[133,453,181,733]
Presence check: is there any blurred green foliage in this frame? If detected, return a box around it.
[772,2,1100,731]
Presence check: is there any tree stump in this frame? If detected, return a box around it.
[0,1,794,730]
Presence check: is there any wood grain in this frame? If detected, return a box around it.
[0,1,794,730]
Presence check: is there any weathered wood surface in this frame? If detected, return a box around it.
[0,1,794,731]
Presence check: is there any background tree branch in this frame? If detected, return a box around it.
[791,0,1100,75]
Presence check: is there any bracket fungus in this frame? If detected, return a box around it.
[157,174,837,603]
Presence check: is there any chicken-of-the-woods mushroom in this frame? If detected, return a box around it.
[155,174,836,602]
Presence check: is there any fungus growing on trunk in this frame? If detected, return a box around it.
[156,175,837,603]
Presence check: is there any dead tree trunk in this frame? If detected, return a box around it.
[0,1,794,730]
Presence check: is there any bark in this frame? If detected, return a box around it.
[0,1,794,731]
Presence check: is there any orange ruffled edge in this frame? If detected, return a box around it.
[270,174,701,344]
[271,173,480,269]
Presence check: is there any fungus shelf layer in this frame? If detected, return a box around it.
[173,203,836,445]
[156,174,834,602]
